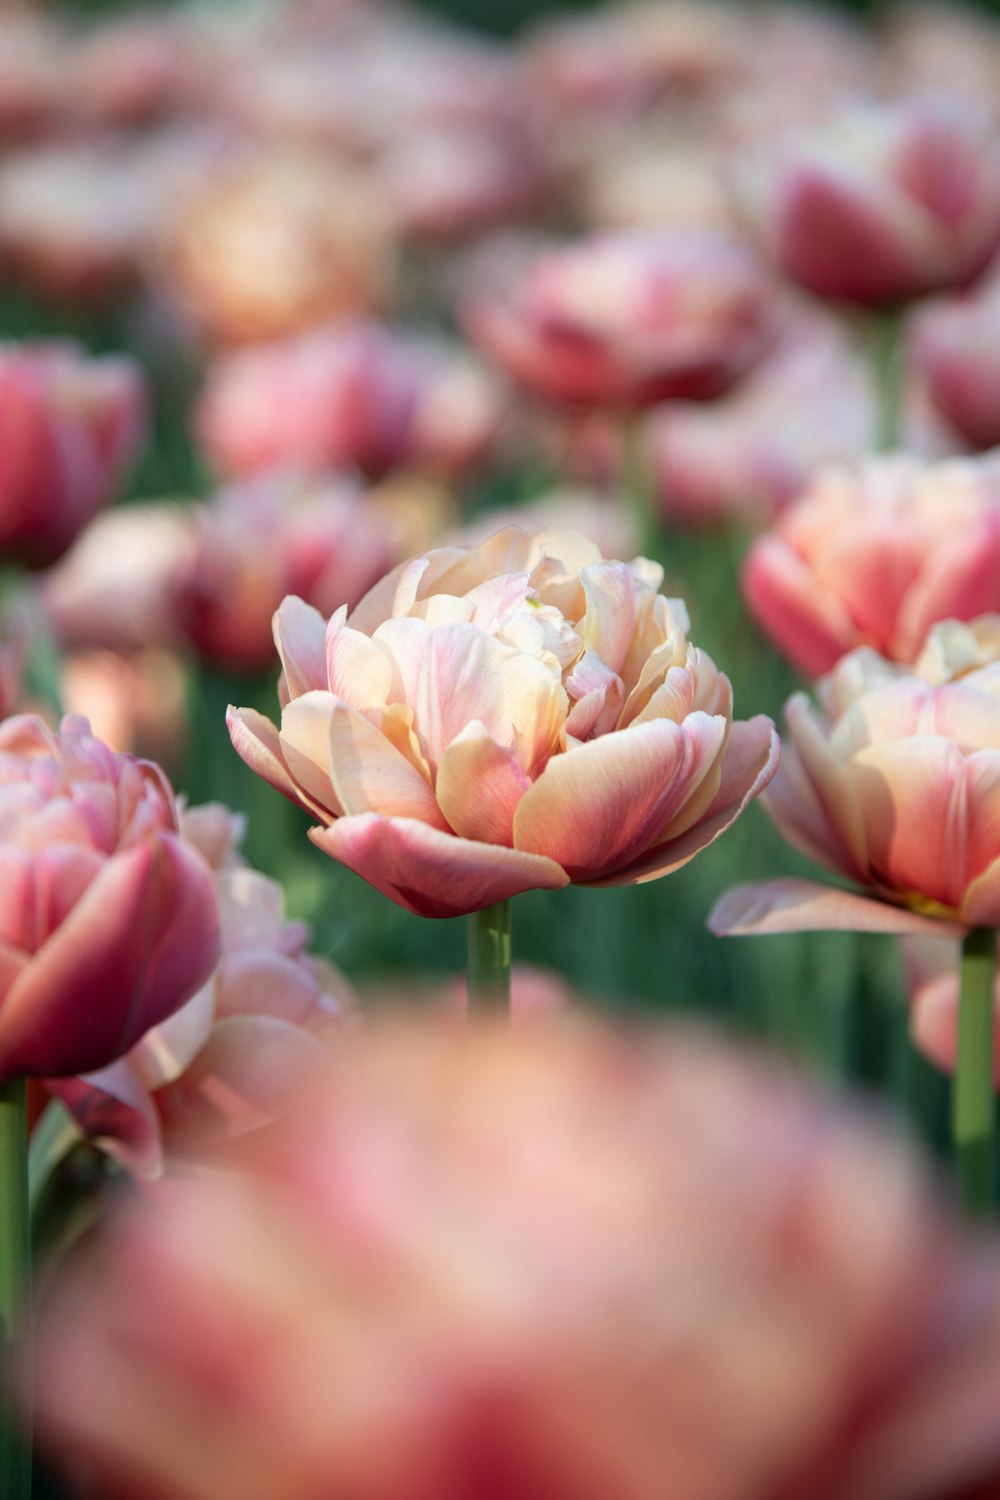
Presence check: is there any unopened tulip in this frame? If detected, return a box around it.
[912,279,1000,449]
[195,321,504,483]
[228,526,778,917]
[155,150,394,345]
[175,472,392,675]
[0,341,146,567]
[51,802,354,1177]
[0,715,219,1083]
[29,1018,1000,1500]
[736,96,1000,306]
[465,229,775,410]
[743,453,1000,677]
[710,623,1000,938]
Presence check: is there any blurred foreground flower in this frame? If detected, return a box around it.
[195,320,504,483]
[0,342,146,568]
[51,802,353,1178]
[228,526,777,917]
[710,620,1000,938]
[465,229,774,410]
[176,472,392,675]
[0,715,218,1083]
[737,96,1000,306]
[743,453,1000,677]
[30,1017,1000,1500]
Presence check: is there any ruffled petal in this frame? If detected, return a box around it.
[327,702,448,827]
[278,693,342,817]
[743,534,861,678]
[227,706,326,818]
[310,814,568,918]
[273,595,328,699]
[435,723,531,846]
[709,877,963,937]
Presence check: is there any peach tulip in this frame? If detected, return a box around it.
[195,321,504,483]
[175,472,392,675]
[0,715,219,1083]
[0,341,146,567]
[736,96,1000,306]
[29,1018,1000,1500]
[228,526,778,918]
[743,453,1000,677]
[465,229,775,410]
[710,621,1000,938]
[912,278,1000,449]
[50,802,354,1178]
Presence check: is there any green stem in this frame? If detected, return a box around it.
[954,927,997,1219]
[869,307,905,452]
[620,413,659,560]
[0,1079,30,1500]
[466,900,512,1014]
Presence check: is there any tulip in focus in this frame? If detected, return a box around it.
[30,1017,1000,1500]
[912,277,1000,449]
[51,802,354,1178]
[0,341,146,568]
[465,229,775,410]
[0,715,219,1083]
[736,96,1000,306]
[228,526,778,917]
[175,472,392,675]
[743,452,1000,677]
[710,620,1000,938]
[195,321,504,483]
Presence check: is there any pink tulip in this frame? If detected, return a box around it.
[465,229,775,410]
[0,715,219,1083]
[901,931,1000,1082]
[50,801,354,1178]
[195,321,504,483]
[29,1018,1000,1500]
[912,278,1000,449]
[736,96,1000,306]
[0,341,146,567]
[175,471,392,675]
[710,620,1000,938]
[0,13,61,140]
[743,453,1000,677]
[228,526,778,918]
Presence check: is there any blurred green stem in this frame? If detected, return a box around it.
[467,900,511,1014]
[0,1079,30,1500]
[620,413,659,559]
[954,927,997,1218]
[869,307,905,452]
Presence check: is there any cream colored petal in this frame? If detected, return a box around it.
[435,722,531,845]
[227,706,327,819]
[850,737,968,911]
[786,692,868,874]
[327,702,448,827]
[273,595,327,700]
[709,877,964,937]
[580,561,638,677]
[326,609,393,712]
[278,692,341,817]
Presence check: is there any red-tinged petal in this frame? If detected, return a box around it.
[278,693,341,816]
[595,714,780,885]
[273,595,327,699]
[227,705,326,819]
[33,845,106,943]
[156,1016,329,1155]
[0,848,35,952]
[961,855,1000,927]
[0,834,221,1082]
[513,715,726,881]
[776,164,924,304]
[785,693,868,876]
[309,814,568,918]
[743,535,861,678]
[896,517,1000,661]
[850,737,967,910]
[763,743,858,880]
[327,702,448,827]
[708,878,964,937]
[435,723,531,845]
[50,1061,163,1179]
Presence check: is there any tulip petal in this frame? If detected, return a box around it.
[279,693,342,817]
[897,516,1000,661]
[784,693,868,875]
[603,715,780,884]
[50,1062,163,1179]
[227,706,327,819]
[513,714,726,881]
[435,723,531,845]
[273,596,328,699]
[310,814,568,918]
[743,535,860,678]
[708,877,963,937]
[326,607,393,712]
[327,703,448,827]
[0,834,221,1081]
[851,738,967,911]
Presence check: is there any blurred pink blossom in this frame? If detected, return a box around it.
[912,276,1000,449]
[743,453,1000,676]
[0,715,219,1083]
[30,1016,1000,1500]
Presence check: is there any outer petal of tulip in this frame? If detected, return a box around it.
[0,833,220,1082]
[743,534,860,678]
[227,705,329,820]
[50,1061,161,1178]
[895,516,1000,661]
[775,164,921,305]
[709,877,965,938]
[310,814,569,919]
[911,972,1000,1082]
